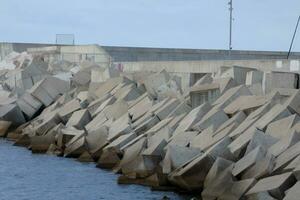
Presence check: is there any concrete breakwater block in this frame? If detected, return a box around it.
[3,51,300,199]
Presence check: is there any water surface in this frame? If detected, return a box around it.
[0,139,187,200]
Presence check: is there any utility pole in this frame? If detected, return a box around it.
[287,15,300,59]
[228,0,233,51]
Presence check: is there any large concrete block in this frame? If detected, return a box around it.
[128,94,152,122]
[162,145,201,174]
[274,141,300,172]
[17,92,43,118]
[174,102,211,134]
[268,131,300,157]
[29,76,70,106]
[246,172,296,199]
[283,181,300,200]
[232,146,266,177]
[202,158,234,200]
[86,125,109,158]
[224,95,268,115]
[58,99,81,122]
[229,128,263,158]
[192,107,229,132]
[256,104,291,131]
[266,115,300,139]
[168,152,215,191]
[154,98,180,120]
[219,178,257,200]
[212,85,252,109]
[107,114,132,141]
[242,153,275,180]
[0,104,25,126]
[245,132,278,155]
[66,109,92,130]
[102,100,128,120]
[92,96,116,117]
[0,120,12,137]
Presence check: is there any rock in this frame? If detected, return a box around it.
[58,99,81,122]
[274,140,300,172]
[283,181,300,200]
[86,125,109,159]
[168,152,215,191]
[268,131,300,157]
[174,103,211,134]
[0,120,12,137]
[266,115,300,139]
[66,109,92,130]
[218,178,257,200]
[0,104,25,126]
[17,92,43,118]
[29,76,70,106]
[162,145,201,174]
[232,146,266,177]
[30,134,55,153]
[246,172,296,199]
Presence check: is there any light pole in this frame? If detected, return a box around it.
[287,15,300,59]
[228,0,233,52]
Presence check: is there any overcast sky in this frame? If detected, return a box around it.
[1,0,300,51]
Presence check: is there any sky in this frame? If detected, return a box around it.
[0,0,300,51]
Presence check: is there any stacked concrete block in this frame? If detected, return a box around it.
[3,54,300,200]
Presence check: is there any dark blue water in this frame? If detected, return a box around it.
[0,139,186,200]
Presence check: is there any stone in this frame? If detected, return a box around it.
[266,114,300,139]
[168,153,215,191]
[168,131,198,147]
[66,109,92,130]
[242,153,275,180]
[167,102,191,118]
[92,96,116,117]
[17,92,43,118]
[30,133,55,153]
[0,120,12,137]
[128,94,152,122]
[143,70,170,99]
[204,157,234,188]
[0,104,25,126]
[154,98,180,120]
[102,100,128,120]
[58,99,81,122]
[274,141,300,172]
[206,136,235,161]
[107,114,132,142]
[104,132,137,154]
[118,137,147,176]
[256,103,291,131]
[268,131,300,157]
[86,125,109,159]
[35,112,61,135]
[29,76,69,106]
[218,178,257,200]
[246,172,296,199]
[174,103,211,134]
[192,107,229,132]
[228,128,263,158]
[232,146,266,177]
[245,131,278,155]
[283,181,300,200]
[64,135,86,158]
[162,145,201,174]
[212,85,252,109]
[77,151,94,162]
[202,164,234,200]
[114,84,141,102]
[224,95,268,115]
